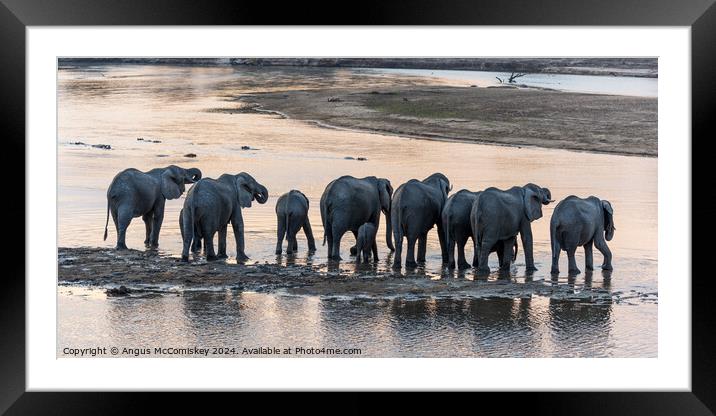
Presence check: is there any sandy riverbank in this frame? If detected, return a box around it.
[234,85,657,157]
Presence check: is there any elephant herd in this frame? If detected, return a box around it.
[103,165,615,276]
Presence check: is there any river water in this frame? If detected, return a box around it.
[358,67,657,97]
[57,64,657,357]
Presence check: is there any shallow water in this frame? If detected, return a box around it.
[57,64,657,357]
[358,68,657,97]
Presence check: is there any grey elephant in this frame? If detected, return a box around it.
[443,189,519,270]
[550,196,614,275]
[320,175,394,260]
[103,165,202,250]
[391,173,451,268]
[471,183,553,274]
[355,222,378,263]
[180,172,268,263]
[275,190,316,255]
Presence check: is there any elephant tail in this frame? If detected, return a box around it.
[550,218,559,256]
[443,210,451,250]
[320,199,328,247]
[103,197,110,241]
[285,193,292,241]
[181,202,196,258]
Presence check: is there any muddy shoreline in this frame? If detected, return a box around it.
[58,247,656,305]
[236,86,657,157]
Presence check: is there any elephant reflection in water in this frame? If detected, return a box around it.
[547,297,613,357]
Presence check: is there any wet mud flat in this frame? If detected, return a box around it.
[238,86,657,157]
[58,247,656,304]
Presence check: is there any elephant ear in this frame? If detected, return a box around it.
[440,179,450,205]
[161,169,182,200]
[378,179,392,213]
[523,187,543,221]
[602,200,615,234]
[602,200,614,216]
[235,175,254,208]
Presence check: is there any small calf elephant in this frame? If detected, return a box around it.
[180,172,268,263]
[355,222,378,263]
[275,190,316,254]
[550,195,614,275]
[104,165,202,250]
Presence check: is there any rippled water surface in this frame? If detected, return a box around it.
[58,64,657,357]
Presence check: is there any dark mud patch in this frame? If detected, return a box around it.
[204,103,286,118]
[58,247,655,305]
[240,86,657,157]
[66,141,112,150]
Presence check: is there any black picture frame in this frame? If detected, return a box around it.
[2,0,713,413]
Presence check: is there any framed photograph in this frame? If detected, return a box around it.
[4,0,713,412]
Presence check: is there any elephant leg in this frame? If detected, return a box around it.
[275,216,286,254]
[497,243,505,268]
[594,237,613,271]
[330,229,343,261]
[326,225,334,259]
[349,230,358,256]
[372,239,379,262]
[476,239,494,275]
[457,236,470,270]
[356,244,368,264]
[472,237,479,268]
[500,238,515,272]
[232,211,249,262]
[406,235,418,268]
[303,219,317,252]
[148,203,164,249]
[447,232,456,269]
[204,227,217,261]
[417,232,428,263]
[566,246,581,275]
[551,240,561,275]
[217,224,228,259]
[437,221,448,264]
[192,230,202,253]
[584,240,594,271]
[519,222,537,272]
[392,230,403,269]
[115,207,133,250]
[142,213,152,247]
[287,229,298,255]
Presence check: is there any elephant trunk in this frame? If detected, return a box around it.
[184,168,202,183]
[385,209,394,252]
[254,184,269,204]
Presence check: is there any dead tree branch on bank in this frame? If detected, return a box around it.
[508,72,526,83]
